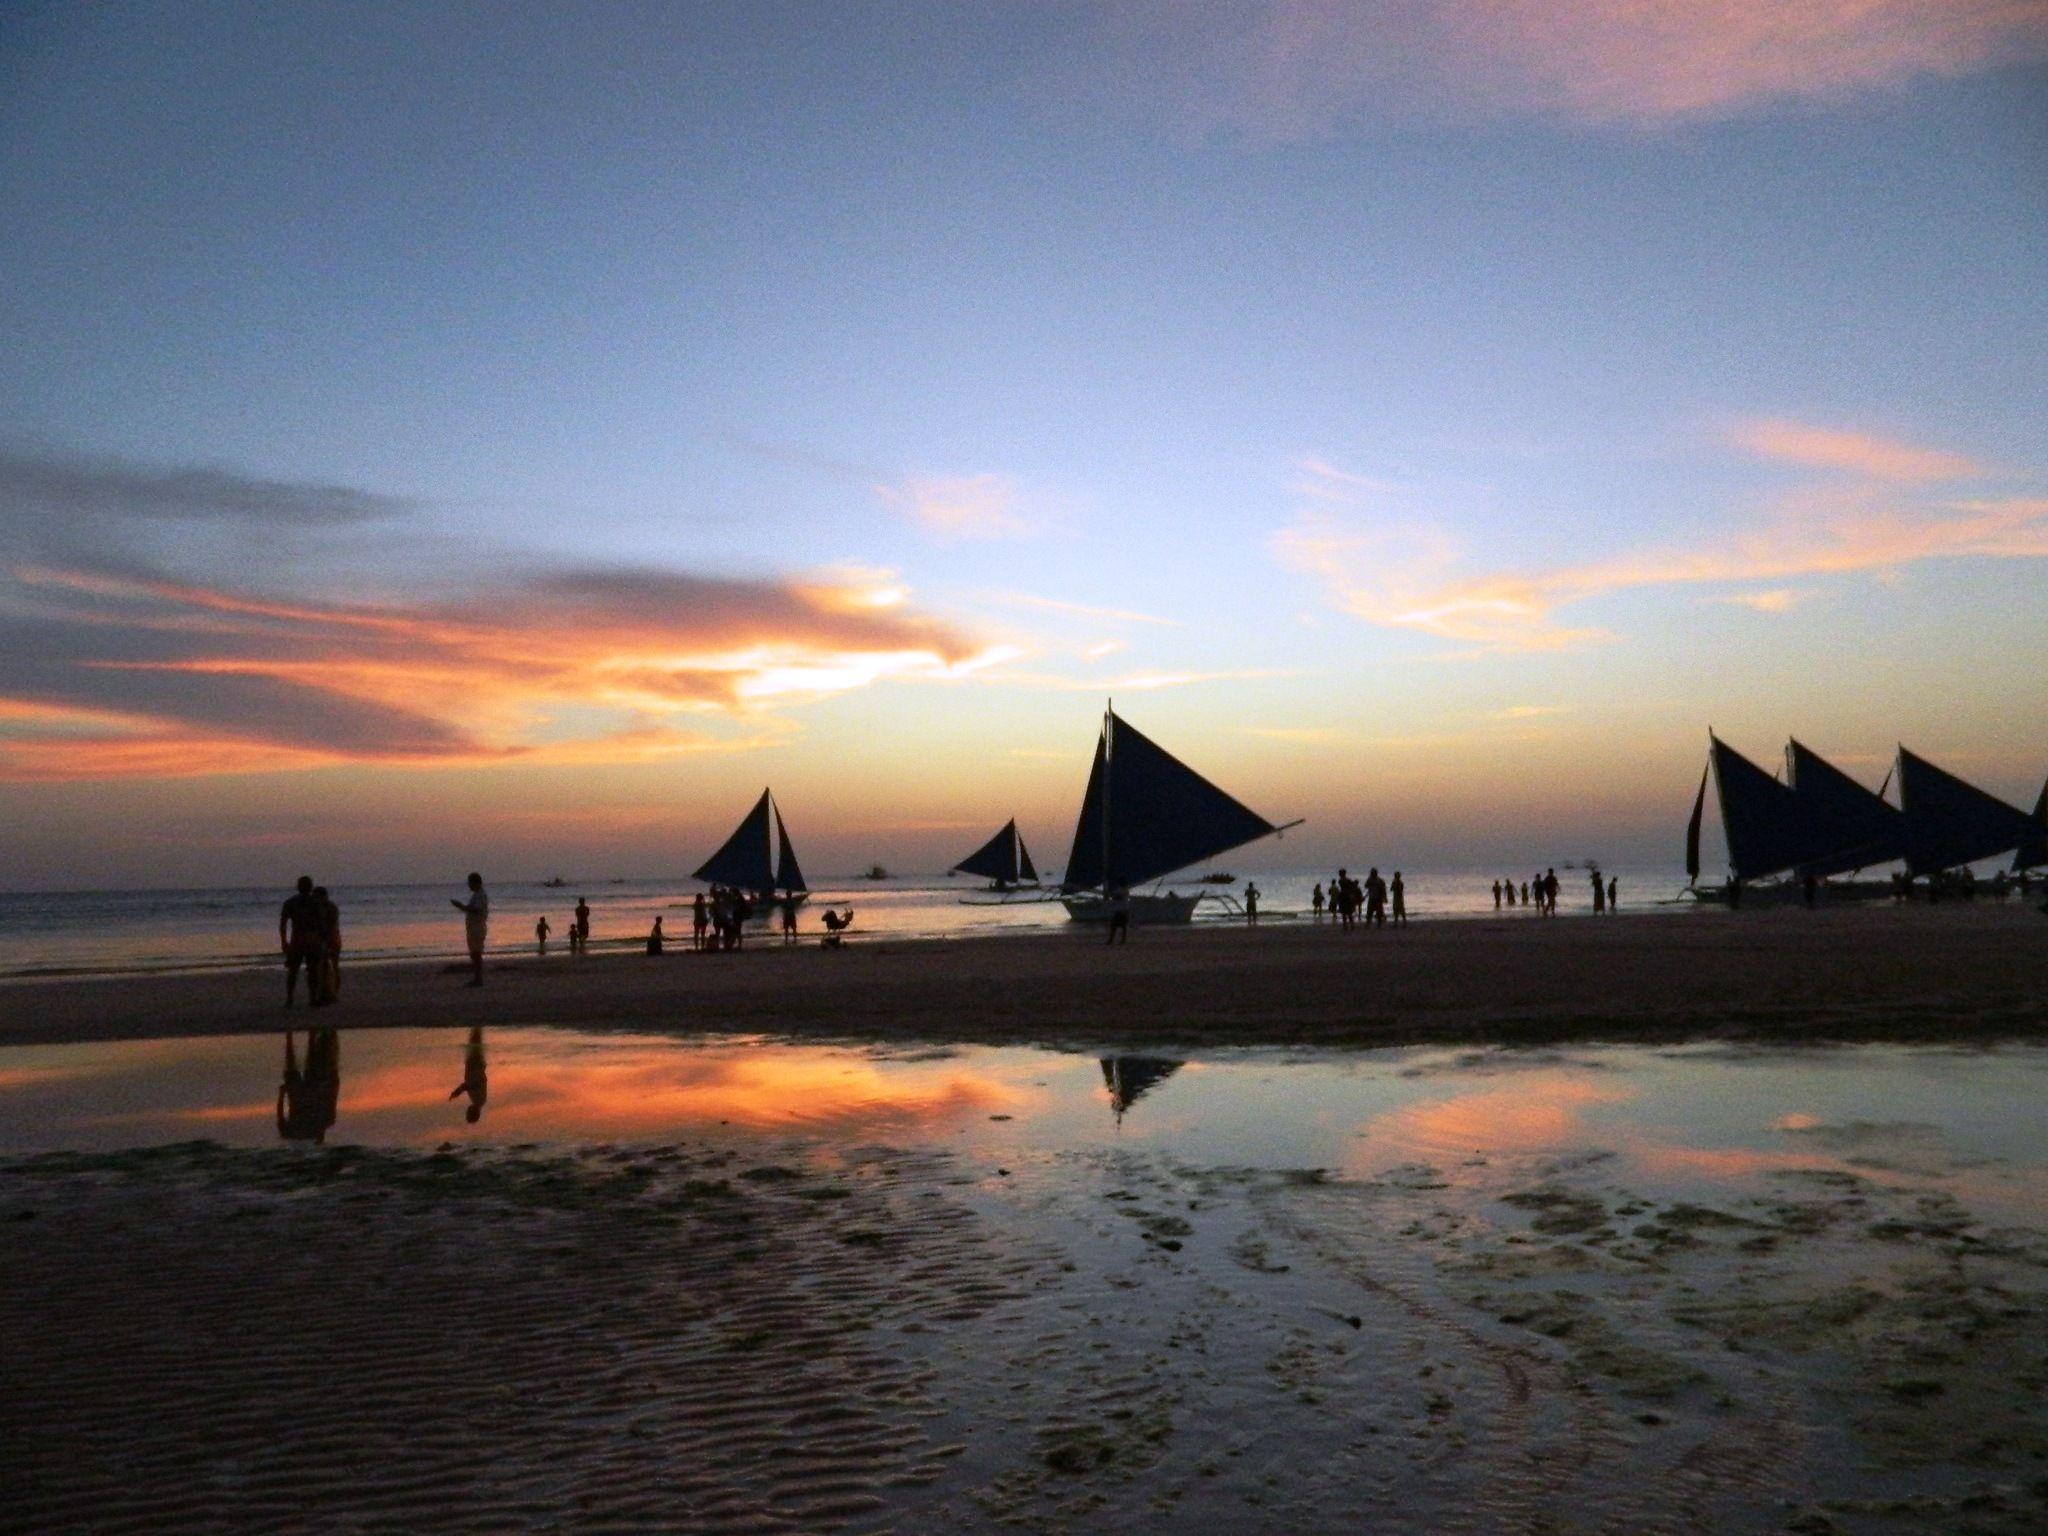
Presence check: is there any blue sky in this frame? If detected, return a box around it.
[2,1,2044,886]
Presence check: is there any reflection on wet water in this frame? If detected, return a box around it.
[2,1031,2045,1214]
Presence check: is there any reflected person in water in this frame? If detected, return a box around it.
[277,1027,341,1143]
[449,1026,488,1123]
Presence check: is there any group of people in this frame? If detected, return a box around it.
[1312,868,1405,929]
[279,876,344,1007]
[536,897,593,956]
[1487,869,1615,915]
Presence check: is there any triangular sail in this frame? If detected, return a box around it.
[693,789,776,890]
[1063,709,1286,892]
[1899,748,2041,875]
[953,819,1025,884]
[774,805,806,893]
[1788,739,1904,879]
[1017,833,1038,884]
[1684,763,1708,881]
[2016,778,2047,871]
[1711,735,1817,882]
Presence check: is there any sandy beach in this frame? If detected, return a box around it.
[5,904,2046,1051]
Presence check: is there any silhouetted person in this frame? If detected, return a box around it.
[452,872,488,986]
[1492,879,1502,910]
[1390,871,1406,926]
[781,891,799,943]
[1590,870,1605,914]
[647,914,665,954]
[1543,868,1559,916]
[277,1027,340,1143]
[1336,869,1355,931]
[574,897,591,950]
[1245,882,1260,925]
[536,915,550,955]
[449,1026,487,1123]
[1803,873,1819,908]
[311,886,341,1005]
[1106,884,1130,944]
[1520,880,1531,907]
[1607,876,1618,911]
[279,875,325,1008]
[693,892,709,951]
[1364,867,1387,930]
[1311,883,1324,922]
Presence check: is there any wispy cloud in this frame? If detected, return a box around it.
[1277,423,2048,653]
[1061,0,2048,136]
[878,472,1035,540]
[0,447,413,529]
[1709,587,1808,613]
[1727,419,1984,482]
[981,591,1181,627]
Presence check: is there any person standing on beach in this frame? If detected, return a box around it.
[1390,872,1406,927]
[1590,870,1605,914]
[312,886,341,1005]
[1106,884,1130,945]
[535,914,551,955]
[1492,879,1502,910]
[1544,869,1560,915]
[452,872,489,986]
[693,892,709,951]
[1364,868,1387,929]
[278,876,326,1009]
[574,896,591,952]
[1608,875,1618,911]
[1245,882,1260,926]
[1312,883,1325,923]
[781,891,799,944]
[647,915,665,954]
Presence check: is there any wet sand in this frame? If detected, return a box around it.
[5,904,2046,1051]
[7,1107,2046,1535]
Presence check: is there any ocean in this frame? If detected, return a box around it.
[0,865,1693,981]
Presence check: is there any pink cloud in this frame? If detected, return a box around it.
[1065,0,2048,135]
[1728,419,1984,481]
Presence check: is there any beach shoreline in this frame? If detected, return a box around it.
[6,904,2045,1053]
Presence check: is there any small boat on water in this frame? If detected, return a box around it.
[1060,705,1300,925]
[693,788,809,917]
[951,819,1039,894]
[540,876,568,888]
[1195,871,1235,885]
[862,865,889,881]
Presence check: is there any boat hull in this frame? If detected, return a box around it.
[1061,892,1201,926]
[1686,878,1895,906]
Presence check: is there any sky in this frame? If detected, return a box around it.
[2,0,2045,889]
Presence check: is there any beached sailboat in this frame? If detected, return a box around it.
[951,818,1039,892]
[1898,747,2043,876]
[692,788,808,915]
[1688,734,1894,902]
[1060,705,1300,925]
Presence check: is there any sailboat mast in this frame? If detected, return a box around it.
[1101,702,1113,892]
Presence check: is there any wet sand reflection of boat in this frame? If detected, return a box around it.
[1100,1056,1182,1123]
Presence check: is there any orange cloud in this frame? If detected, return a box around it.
[0,561,1007,781]
[1278,430,2048,652]
[1068,0,2048,135]
[1728,419,1984,482]
[878,472,1035,539]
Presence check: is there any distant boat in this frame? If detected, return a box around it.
[862,865,889,881]
[540,876,568,888]
[1060,705,1301,925]
[1195,871,1235,885]
[951,819,1039,893]
[693,788,808,916]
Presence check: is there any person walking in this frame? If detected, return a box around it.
[1245,881,1261,926]
[536,914,551,955]
[452,872,489,986]
[278,875,326,1009]
[1312,882,1325,923]
[1390,871,1406,927]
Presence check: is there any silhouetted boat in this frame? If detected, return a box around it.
[540,876,568,888]
[951,819,1039,893]
[694,788,809,915]
[1061,705,1300,925]
[862,865,889,881]
[1196,871,1235,885]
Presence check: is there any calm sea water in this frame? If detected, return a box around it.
[0,866,1692,980]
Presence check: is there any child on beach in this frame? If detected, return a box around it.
[536,914,551,955]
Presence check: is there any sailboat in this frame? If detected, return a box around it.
[692,788,808,916]
[1100,1056,1182,1124]
[1687,733,1896,903]
[1897,748,2042,876]
[1060,705,1301,925]
[951,819,1039,892]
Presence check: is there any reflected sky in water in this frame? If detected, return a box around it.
[3,1031,2045,1216]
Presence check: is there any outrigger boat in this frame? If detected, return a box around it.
[693,788,808,918]
[951,818,1039,893]
[1060,704,1300,925]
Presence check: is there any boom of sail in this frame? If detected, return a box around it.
[694,789,808,895]
[952,819,1038,887]
[1898,748,2041,876]
[1787,739,1904,879]
[1061,707,1300,894]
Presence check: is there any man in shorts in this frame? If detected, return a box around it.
[278,875,326,1008]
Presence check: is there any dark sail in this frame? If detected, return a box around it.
[1788,739,1904,878]
[773,805,807,893]
[1017,833,1038,884]
[693,789,776,890]
[2016,778,2047,871]
[1061,732,1109,893]
[1899,748,2041,875]
[954,819,1027,884]
[1684,762,1708,881]
[1711,735,1815,882]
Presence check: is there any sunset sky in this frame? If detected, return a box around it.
[3,1,2045,889]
